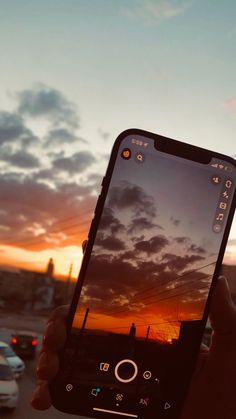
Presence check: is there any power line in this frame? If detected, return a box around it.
[128,261,216,300]
[1,206,94,247]
[3,217,92,249]
[91,318,181,330]
[101,274,211,317]
[98,262,215,316]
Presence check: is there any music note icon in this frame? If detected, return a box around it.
[216,213,224,221]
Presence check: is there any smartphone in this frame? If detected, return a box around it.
[50,129,236,419]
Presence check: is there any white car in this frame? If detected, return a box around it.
[0,354,19,410]
[0,342,25,378]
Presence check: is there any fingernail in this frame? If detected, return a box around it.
[39,351,48,365]
[218,275,229,286]
[218,275,227,282]
[43,321,54,341]
[37,352,48,374]
[31,385,41,404]
[217,275,231,293]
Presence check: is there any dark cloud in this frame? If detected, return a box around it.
[45,128,87,146]
[135,259,164,279]
[108,182,156,218]
[96,234,126,251]
[47,150,65,159]
[120,250,140,260]
[57,181,95,202]
[86,173,103,185]
[17,85,79,128]
[161,253,204,272]
[170,216,180,226]
[33,168,59,181]
[134,235,169,255]
[131,235,145,243]
[99,207,125,235]
[188,244,206,255]
[0,111,35,146]
[0,175,96,248]
[98,128,110,141]
[128,216,163,233]
[81,283,115,304]
[180,269,212,283]
[79,248,208,316]
[0,149,40,168]
[83,174,103,195]
[174,236,190,245]
[52,151,96,174]
[83,254,140,298]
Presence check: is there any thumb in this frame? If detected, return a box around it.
[82,239,88,254]
[209,275,236,336]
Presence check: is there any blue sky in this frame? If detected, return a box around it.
[1,0,236,150]
[0,0,236,274]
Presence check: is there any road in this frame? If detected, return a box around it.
[0,314,90,419]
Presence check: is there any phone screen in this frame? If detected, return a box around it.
[53,133,236,418]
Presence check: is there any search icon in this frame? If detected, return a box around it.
[135,152,145,163]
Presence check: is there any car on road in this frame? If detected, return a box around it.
[0,342,25,378]
[10,331,39,359]
[0,354,19,410]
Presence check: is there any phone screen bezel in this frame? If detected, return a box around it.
[51,128,236,416]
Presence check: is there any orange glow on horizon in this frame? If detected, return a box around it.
[0,210,92,278]
[73,310,181,343]
[0,243,84,279]
[72,298,207,344]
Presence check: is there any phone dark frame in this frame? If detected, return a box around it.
[50,128,236,418]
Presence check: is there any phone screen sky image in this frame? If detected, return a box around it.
[64,134,236,416]
[72,136,235,341]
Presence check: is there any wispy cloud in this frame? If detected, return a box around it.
[122,0,190,24]
[225,97,236,118]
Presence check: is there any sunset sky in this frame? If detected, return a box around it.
[72,134,236,342]
[0,1,236,279]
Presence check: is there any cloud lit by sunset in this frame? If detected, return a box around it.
[0,85,107,278]
[0,2,236,283]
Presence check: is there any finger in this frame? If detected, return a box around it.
[42,316,67,352]
[209,275,236,336]
[82,239,87,253]
[47,305,69,323]
[36,351,59,380]
[189,344,209,384]
[199,342,209,353]
[31,381,51,410]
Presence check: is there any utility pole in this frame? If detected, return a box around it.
[81,308,90,332]
[145,325,150,342]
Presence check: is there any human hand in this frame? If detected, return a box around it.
[181,276,236,419]
[31,305,68,409]
[31,239,87,409]
[32,276,236,419]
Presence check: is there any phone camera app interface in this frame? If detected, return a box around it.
[135,152,145,163]
[121,148,131,160]
[62,137,236,419]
